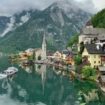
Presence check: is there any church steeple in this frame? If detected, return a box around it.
[42,32,46,60]
[42,33,46,48]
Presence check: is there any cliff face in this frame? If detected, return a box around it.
[0,1,91,53]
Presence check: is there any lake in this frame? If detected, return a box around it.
[0,56,105,105]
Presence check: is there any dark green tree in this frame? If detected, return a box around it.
[68,34,79,47]
[79,41,84,54]
[82,66,96,78]
[91,9,105,28]
[74,55,82,65]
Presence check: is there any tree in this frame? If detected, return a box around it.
[74,55,82,65]
[68,34,79,47]
[79,41,84,54]
[91,9,105,28]
[82,66,96,79]
[28,55,33,60]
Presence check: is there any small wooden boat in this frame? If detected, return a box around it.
[4,67,18,76]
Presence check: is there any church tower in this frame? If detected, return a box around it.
[42,32,47,60]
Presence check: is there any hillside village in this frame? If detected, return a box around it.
[79,21,105,90]
[9,19,105,92]
[1,1,105,105]
[7,8,105,97]
[79,21,105,68]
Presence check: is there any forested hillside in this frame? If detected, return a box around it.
[92,9,105,28]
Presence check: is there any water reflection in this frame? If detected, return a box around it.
[20,63,47,94]
[0,56,105,105]
[74,79,105,105]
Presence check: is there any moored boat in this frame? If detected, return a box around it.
[4,67,18,76]
[0,73,7,80]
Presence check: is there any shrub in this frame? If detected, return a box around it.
[74,55,82,65]
[82,66,96,79]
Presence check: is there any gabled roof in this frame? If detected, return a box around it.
[84,44,105,54]
[86,21,92,26]
[81,27,105,35]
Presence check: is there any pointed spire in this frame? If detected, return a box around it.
[42,31,47,60]
[43,31,46,46]
[42,31,46,49]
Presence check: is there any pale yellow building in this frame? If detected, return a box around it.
[82,44,105,68]
[53,51,66,61]
[53,51,62,60]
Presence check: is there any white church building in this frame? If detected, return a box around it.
[34,34,47,61]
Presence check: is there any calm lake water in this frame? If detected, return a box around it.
[0,56,105,105]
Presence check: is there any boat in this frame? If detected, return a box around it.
[0,73,7,80]
[4,67,18,76]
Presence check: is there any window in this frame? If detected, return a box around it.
[99,61,100,63]
[94,61,96,64]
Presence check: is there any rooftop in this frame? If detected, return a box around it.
[85,20,92,26]
[81,27,105,36]
[84,44,105,54]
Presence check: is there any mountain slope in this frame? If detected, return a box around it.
[0,10,31,37]
[91,9,105,28]
[0,2,91,53]
[0,16,10,35]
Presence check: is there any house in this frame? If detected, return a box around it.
[79,26,105,44]
[18,48,34,60]
[66,54,74,65]
[53,51,68,61]
[82,44,105,68]
[62,49,74,65]
[62,49,70,55]
[25,48,34,56]
[78,21,105,51]
[19,52,28,60]
[53,51,62,61]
